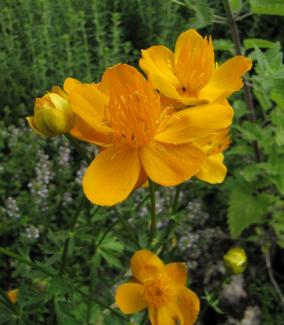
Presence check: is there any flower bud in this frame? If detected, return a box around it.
[223,247,247,274]
[26,86,76,137]
[7,288,19,304]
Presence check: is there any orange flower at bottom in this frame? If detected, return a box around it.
[115,250,199,325]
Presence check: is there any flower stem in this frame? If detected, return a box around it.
[148,179,157,246]
[59,195,89,275]
[160,185,181,256]
[114,207,142,249]
[223,0,261,162]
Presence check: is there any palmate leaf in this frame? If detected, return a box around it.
[228,181,269,238]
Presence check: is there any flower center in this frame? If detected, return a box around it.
[143,274,174,309]
[108,88,161,148]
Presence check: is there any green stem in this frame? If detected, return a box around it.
[160,185,182,256]
[115,208,141,248]
[65,134,92,164]
[78,289,127,321]
[59,195,88,275]
[223,0,261,162]
[148,179,157,246]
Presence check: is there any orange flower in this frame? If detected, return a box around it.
[115,249,200,325]
[67,64,233,206]
[140,29,252,107]
[195,129,231,184]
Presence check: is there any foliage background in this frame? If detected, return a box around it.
[0,0,284,324]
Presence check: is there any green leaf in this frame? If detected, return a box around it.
[271,211,284,248]
[249,0,284,16]
[244,38,277,49]
[184,0,213,28]
[228,181,269,238]
[229,0,243,13]
[213,39,234,52]
[270,80,284,108]
[96,234,124,268]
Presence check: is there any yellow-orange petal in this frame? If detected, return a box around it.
[174,29,214,93]
[175,287,200,325]
[115,283,147,314]
[70,116,112,147]
[155,102,234,144]
[26,116,47,137]
[134,167,148,190]
[195,153,227,184]
[63,77,80,94]
[199,56,252,101]
[68,81,108,124]
[157,303,183,325]
[131,250,165,283]
[165,263,187,286]
[140,141,206,186]
[140,46,180,87]
[83,144,141,206]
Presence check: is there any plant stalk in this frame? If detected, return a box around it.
[148,179,157,246]
[223,0,261,162]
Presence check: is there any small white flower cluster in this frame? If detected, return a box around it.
[57,144,71,166]
[25,225,40,240]
[5,197,20,219]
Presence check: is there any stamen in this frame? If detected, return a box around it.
[143,274,174,309]
[108,84,162,147]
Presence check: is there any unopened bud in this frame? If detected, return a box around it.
[26,86,76,137]
[223,247,247,274]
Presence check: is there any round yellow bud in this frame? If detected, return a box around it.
[26,86,76,137]
[223,247,247,275]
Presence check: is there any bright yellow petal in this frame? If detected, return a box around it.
[175,29,214,93]
[115,283,147,314]
[68,81,112,145]
[175,287,200,325]
[131,250,165,283]
[83,144,141,206]
[195,153,227,184]
[148,307,157,325]
[165,263,187,286]
[157,303,183,325]
[140,46,180,87]
[26,116,48,137]
[100,63,159,105]
[134,167,148,190]
[70,116,112,147]
[199,56,252,101]
[140,141,206,186]
[63,77,80,94]
[155,102,234,144]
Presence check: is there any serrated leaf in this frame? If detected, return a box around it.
[228,181,269,238]
[249,0,284,16]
